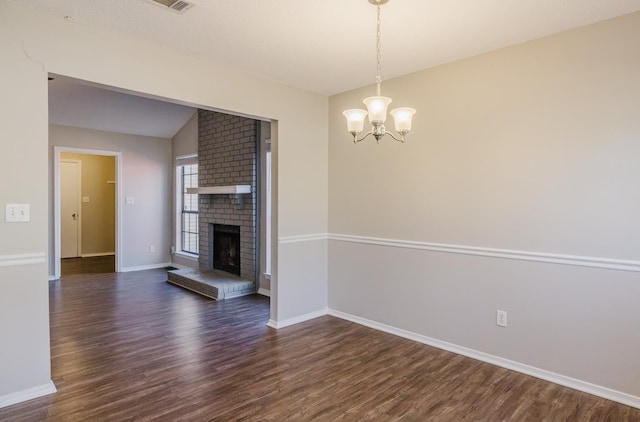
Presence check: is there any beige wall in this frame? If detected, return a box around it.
[0,1,51,401]
[172,111,198,159]
[171,111,199,269]
[0,0,328,403]
[328,12,640,402]
[61,152,116,256]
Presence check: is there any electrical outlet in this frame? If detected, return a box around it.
[497,310,508,327]
[149,246,155,253]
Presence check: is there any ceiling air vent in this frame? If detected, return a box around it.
[147,0,195,14]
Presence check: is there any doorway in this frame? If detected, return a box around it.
[54,147,123,279]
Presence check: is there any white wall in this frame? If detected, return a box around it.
[328,12,640,405]
[50,125,173,272]
[0,0,327,405]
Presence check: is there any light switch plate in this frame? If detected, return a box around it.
[82,196,90,203]
[125,197,134,205]
[6,204,30,222]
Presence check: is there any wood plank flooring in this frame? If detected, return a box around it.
[1,269,639,421]
[61,255,115,275]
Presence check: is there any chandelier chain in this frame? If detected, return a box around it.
[375,4,382,95]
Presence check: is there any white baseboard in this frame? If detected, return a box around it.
[257,288,270,297]
[81,252,115,258]
[328,309,640,410]
[0,381,56,409]
[267,308,328,329]
[121,262,172,273]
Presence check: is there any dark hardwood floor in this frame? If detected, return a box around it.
[1,269,639,421]
[61,255,115,275]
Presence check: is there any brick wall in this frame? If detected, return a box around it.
[198,110,257,283]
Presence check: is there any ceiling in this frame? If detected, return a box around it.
[19,0,640,137]
[17,0,640,95]
[49,77,196,138]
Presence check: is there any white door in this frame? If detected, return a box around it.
[61,160,81,258]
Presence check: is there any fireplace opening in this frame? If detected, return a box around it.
[210,224,241,276]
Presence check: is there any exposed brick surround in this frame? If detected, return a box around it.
[198,110,257,283]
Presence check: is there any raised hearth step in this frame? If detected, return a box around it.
[167,268,255,300]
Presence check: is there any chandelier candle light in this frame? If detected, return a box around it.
[343,0,416,143]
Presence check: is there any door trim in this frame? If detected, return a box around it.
[54,146,123,279]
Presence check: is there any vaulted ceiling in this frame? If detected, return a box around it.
[48,77,196,138]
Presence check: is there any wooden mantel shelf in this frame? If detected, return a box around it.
[187,185,251,195]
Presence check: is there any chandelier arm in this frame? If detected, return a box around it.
[386,131,406,143]
[354,131,374,143]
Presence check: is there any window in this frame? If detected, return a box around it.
[179,162,198,255]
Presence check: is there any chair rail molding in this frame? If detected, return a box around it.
[0,252,46,268]
[278,233,329,244]
[328,233,640,273]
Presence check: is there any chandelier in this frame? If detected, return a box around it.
[343,0,416,143]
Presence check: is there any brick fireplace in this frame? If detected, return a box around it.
[197,110,257,283]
